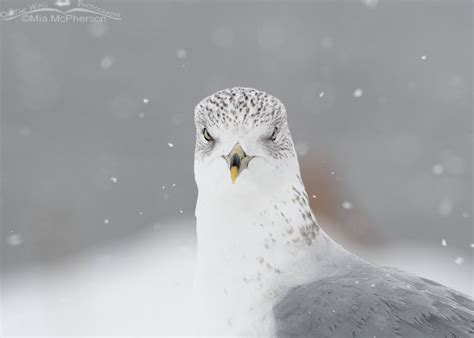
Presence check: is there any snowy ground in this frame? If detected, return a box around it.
[2,221,196,336]
[1,219,472,336]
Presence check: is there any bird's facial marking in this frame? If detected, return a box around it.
[194,87,296,162]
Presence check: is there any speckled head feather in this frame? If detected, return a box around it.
[194,87,287,128]
[194,87,295,160]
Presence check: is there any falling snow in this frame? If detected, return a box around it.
[353,88,363,98]
[6,233,23,246]
[100,56,113,70]
[432,164,444,175]
[438,199,453,217]
[361,0,378,9]
[176,48,187,60]
[1,5,472,335]
[342,201,353,210]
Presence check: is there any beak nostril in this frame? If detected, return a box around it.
[230,153,241,169]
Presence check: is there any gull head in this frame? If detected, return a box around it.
[194,87,300,197]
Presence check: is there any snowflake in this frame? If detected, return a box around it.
[100,56,113,70]
[361,0,378,9]
[342,201,353,210]
[432,164,444,175]
[438,199,452,217]
[176,48,187,60]
[353,88,363,98]
[7,234,23,246]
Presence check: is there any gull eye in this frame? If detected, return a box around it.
[270,127,278,141]
[203,128,214,142]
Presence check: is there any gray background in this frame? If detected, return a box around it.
[1,0,472,285]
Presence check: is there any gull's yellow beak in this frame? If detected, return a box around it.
[230,166,239,184]
[224,143,253,184]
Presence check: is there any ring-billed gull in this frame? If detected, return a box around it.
[193,87,473,337]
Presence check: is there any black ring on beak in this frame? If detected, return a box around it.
[230,153,241,170]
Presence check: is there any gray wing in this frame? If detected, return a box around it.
[274,265,474,337]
